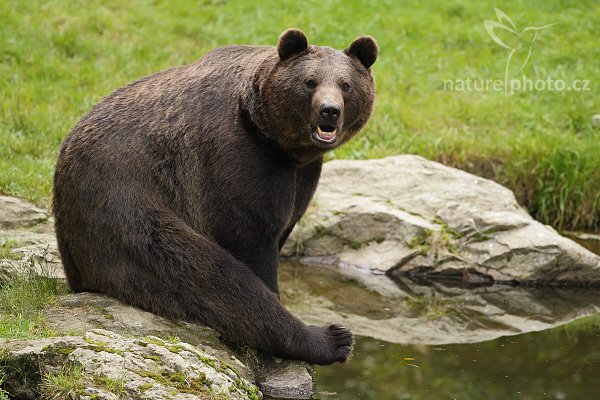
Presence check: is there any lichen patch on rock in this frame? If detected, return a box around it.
[1,329,261,400]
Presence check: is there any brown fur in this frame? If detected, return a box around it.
[53,29,377,365]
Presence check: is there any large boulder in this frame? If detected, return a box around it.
[282,155,600,285]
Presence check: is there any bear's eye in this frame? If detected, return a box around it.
[305,79,317,90]
[341,82,351,92]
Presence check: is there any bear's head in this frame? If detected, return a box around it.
[251,29,378,165]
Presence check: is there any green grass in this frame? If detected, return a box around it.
[94,376,125,396]
[39,365,86,400]
[0,239,23,261]
[0,375,8,400]
[1,0,598,230]
[0,256,69,339]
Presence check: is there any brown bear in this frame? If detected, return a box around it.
[53,29,377,365]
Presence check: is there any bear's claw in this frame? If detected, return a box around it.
[303,324,354,365]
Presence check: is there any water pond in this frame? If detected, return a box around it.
[314,317,600,399]
[279,236,600,400]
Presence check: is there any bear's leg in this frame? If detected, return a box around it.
[93,206,353,365]
[55,236,85,292]
[244,244,279,294]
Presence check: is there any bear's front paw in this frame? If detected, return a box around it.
[304,324,354,365]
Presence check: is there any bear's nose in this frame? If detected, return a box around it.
[320,103,341,123]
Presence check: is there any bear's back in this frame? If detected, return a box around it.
[57,45,276,180]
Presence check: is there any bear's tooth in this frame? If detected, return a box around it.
[317,126,336,134]
[315,126,337,142]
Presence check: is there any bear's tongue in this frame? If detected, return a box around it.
[316,125,337,143]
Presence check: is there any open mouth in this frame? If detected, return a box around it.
[312,124,338,144]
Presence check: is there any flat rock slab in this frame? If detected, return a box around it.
[282,155,600,285]
[45,292,252,379]
[45,293,314,399]
[0,195,49,229]
[1,329,261,399]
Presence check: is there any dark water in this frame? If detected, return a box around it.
[310,235,600,400]
[314,316,600,400]
[563,232,600,256]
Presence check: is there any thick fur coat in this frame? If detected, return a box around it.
[53,29,377,365]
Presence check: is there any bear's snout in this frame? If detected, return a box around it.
[320,103,341,124]
[312,86,344,128]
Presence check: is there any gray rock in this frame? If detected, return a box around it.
[257,360,313,399]
[45,292,253,378]
[0,329,261,399]
[282,155,600,285]
[592,113,600,127]
[44,292,312,399]
[0,196,48,229]
[0,196,63,281]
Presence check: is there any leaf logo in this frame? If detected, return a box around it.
[484,8,557,95]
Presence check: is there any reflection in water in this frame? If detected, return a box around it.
[279,236,600,400]
[280,261,600,345]
[315,316,600,399]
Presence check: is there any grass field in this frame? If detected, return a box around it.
[1,0,598,230]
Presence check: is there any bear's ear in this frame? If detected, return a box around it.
[277,29,308,61]
[345,36,378,69]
